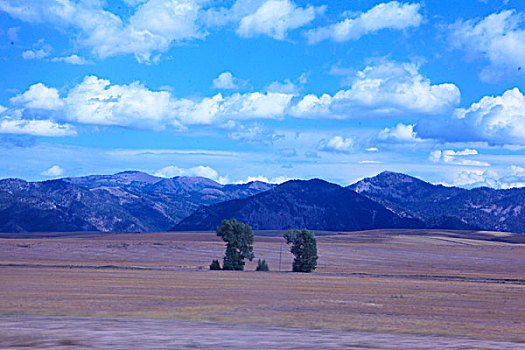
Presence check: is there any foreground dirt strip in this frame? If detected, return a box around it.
[1,315,523,350]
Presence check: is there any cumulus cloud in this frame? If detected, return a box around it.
[22,47,51,60]
[266,79,299,95]
[307,1,423,44]
[51,54,92,65]
[317,135,354,153]
[291,61,460,118]
[237,0,322,40]
[10,83,64,110]
[5,76,297,133]
[0,0,323,61]
[378,123,421,142]
[41,165,63,177]
[64,76,178,129]
[429,149,490,167]
[449,10,525,82]
[21,39,52,60]
[212,72,243,89]
[0,119,76,137]
[416,88,525,145]
[63,77,287,129]
[0,0,204,63]
[174,91,294,125]
[154,165,228,183]
[452,166,525,188]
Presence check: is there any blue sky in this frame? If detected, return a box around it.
[0,0,524,188]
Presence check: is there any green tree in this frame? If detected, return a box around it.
[256,259,269,271]
[216,219,255,271]
[283,229,318,273]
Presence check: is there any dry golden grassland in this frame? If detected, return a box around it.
[0,229,524,348]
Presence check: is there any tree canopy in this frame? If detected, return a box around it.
[283,229,318,273]
[216,219,255,271]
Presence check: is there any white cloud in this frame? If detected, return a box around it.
[429,150,442,163]
[235,175,289,184]
[318,135,354,153]
[291,61,460,118]
[66,76,292,128]
[0,119,76,137]
[416,88,525,145]
[0,105,6,114]
[174,91,294,125]
[7,76,296,132]
[21,39,53,60]
[41,165,63,177]
[366,147,379,152]
[64,76,178,129]
[266,79,299,95]
[7,26,19,41]
[154,165,228,183]
[22,47,51,60]
[449,10,525,82]
[307,1,423,44]
[0,0,204,63]
[429,149,490,167]
[225,121,283,145]
[378,123,421,142]
[237,0,321,40]
[452,166,525,188]
[10,83,64,110]
[51,54,91,65]
[212,72,240,89]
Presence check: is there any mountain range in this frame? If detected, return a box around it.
[0,171,273,233]
[0,170,524,234]
[173,179,423,231]
[349,171,525,234]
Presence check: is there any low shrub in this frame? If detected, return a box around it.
[256,259,269,271]
[209,259,221,270]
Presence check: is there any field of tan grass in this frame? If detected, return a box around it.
[0,229,524,349]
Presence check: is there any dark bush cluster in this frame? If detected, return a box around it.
[209,259,221,270]
[256,259,269,271]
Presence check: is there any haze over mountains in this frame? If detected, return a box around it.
[0,170,524,234]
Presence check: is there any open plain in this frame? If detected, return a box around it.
[1,229,524,349]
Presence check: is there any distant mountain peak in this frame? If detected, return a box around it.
[114,170,153,176]
[173,178,424,231]
[375,171,424,182]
